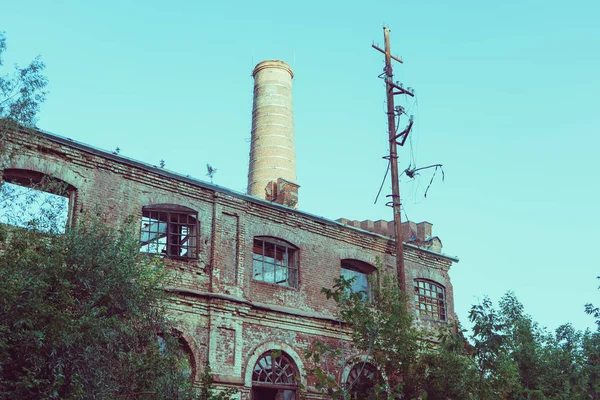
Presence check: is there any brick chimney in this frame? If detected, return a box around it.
[416,221,432,242]
[247,60,299,208]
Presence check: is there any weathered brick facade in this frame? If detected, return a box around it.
[2,128,458,399]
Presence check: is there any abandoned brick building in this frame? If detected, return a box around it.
[1,60,458,399]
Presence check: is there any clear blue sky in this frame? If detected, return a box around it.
[2,0,599,333]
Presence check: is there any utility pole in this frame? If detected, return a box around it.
[373,27,414,293]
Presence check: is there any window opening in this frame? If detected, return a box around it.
[346,362,379,399]
[252,237,298,288]
[140,206,198,259]
[414,279,446,321]
[252,351,298,400]
[1,170,71,233]
[340,260,375,300]
[341,264,369,296]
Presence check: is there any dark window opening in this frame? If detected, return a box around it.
[252,351,298,400]
[140,205,198,259]
[252,237,298,288]
[414,279,446,321]
[1,169,72,233]
[346,362,380,399]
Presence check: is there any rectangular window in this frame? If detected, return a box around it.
[0,180,70,233]
[140,208,198,259]
[252,237,298,288]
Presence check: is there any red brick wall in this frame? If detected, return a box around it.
[3,129,458,396]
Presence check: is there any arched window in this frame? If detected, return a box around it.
[140,204,198,259]
[252,237,298,288]
[414,279,446,321]
[346,362,379,399]
[252,351,298,400]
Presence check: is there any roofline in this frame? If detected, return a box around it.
[31,127,459,263]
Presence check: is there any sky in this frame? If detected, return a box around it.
[2,0,599,333]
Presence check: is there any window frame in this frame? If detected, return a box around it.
[414,279,447,321]
[252,236,299,289]
[251,351,298,399]
[140,204,199,260]
[346,362,380,398]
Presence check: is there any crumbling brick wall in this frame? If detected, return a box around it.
[2,128,457,398]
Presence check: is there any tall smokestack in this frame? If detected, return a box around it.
[247,60,299,207]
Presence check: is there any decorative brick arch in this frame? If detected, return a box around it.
[4,154,83,189]
[244,341,307,387]
[248,225,301,250]
[336,249,378,270]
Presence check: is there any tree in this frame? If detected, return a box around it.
[420,323,478,400]
[468,291,600,400]
[469,296,521,399]
[1,31,52,230]
[0,31,48,135]
[305,273,428,399]
[0,215,200,398]
[498,292,545,397]
[0,33,237,400]
[585,276,600,329]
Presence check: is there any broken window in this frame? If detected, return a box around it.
[252,237,298,288]
[140,205,198,259]
[0,169,72,233]
[340,260,375,299]
[414,279,446,321]
[252,351,298,400]
[346,362,380,399]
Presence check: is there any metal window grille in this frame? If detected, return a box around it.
[414,279,446,321]
[251,352,298,399]
[252,237,298,288]
[252,353,297,385]
[346,363,379,397]
[140,208,198,259]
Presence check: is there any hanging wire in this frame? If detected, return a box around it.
[402,204,410,224]
[424,165,445,198]
[374,159,391,204]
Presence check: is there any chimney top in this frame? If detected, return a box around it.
[252,60,294,78]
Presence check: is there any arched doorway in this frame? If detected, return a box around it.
[251,351,298,400]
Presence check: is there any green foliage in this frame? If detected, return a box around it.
[468,292,600,400]
[307,271,425,399]
[0,215,195,399]
[420,324,478,400]
[585,276,600,329]
[0,31,48,131]
[309,276,600,400]
[0,32,237,400]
